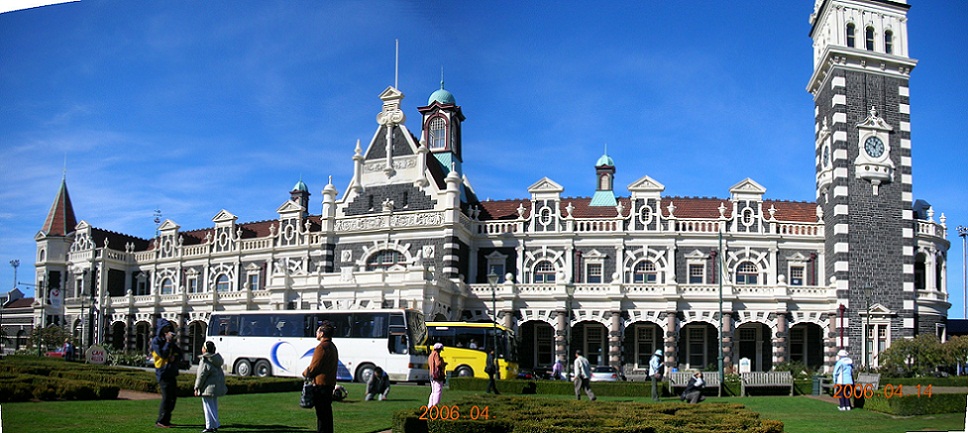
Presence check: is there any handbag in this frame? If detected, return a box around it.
[300,379,315,409]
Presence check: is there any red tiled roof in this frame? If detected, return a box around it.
[40,179,77,236]
[91,228,149,251]
[479,196,817,223]
[6,298,34,308]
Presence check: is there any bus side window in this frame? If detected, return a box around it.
[389,333,408,354]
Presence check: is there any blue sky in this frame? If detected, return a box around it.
[1,2,965,314]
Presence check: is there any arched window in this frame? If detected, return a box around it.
[533,261,556,283]
[884,30,893,54]
[865,26,875,51]
[735,262,759,285]
[428,117,447,150]
[215,274,230,292]
[161,278,174,295]
[846,23,856,48]
[366,250,406,271]
[633,261,659,284]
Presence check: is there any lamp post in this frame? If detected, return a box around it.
[958,226,968,319]
[4,259,17,355]
[565,284,575,379]
[488,271,500,375]
[864,287,873,370]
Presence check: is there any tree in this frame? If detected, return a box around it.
[29,325,70,353]
[877,334,944,377]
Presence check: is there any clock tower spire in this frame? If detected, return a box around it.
[808,0,931,368]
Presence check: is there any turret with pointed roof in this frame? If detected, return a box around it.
[41,177,77,237]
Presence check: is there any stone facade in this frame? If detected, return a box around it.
[27,0,950,374]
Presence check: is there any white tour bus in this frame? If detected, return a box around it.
[207,309,429,383]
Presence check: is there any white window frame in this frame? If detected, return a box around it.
[688,263,705,284]
[533,261,556,284]
[485,251,508,283]
[428,117,447,150]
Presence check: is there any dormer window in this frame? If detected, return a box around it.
[846,23,856,48]
[428,117,446,150]
[865,26,875,51]
[884,30,893,54]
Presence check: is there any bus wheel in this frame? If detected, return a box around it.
[355,363,375,383]
[456,366,474,377]
[254,359,272,378]
[235,359,253,376]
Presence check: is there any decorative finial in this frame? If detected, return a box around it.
[394,39,399,89]
[440,66,445,90]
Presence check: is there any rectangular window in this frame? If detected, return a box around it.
[247,274,260,291]
[188,278,198,293]
[636,325,656,368]
[487,264,505,283]
[688,264,704,284]
[688,327,706,368]
[586,264,603,283]
[790,266,804,286]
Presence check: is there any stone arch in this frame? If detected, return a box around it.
[623,246,669,284]
[522,247,566,283]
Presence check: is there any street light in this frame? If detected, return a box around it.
[864,286,874,370]
[4,260,19,355]
[958,226,968,320]
[564,284,576,379]
[488,271,500,375]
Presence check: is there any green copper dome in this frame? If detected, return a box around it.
[596,153,614,167]
[428,78,455,105]
[292,179,309,192]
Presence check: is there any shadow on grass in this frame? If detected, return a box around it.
[214,424,315,432]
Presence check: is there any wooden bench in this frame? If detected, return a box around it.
[856,372,881,390]
[668,371,721,394]
[740,371,794,396]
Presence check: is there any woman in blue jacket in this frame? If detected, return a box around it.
[833,349,854,411]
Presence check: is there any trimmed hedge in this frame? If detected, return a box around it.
[392,395,784,433]
[450,377,813,398]
[864,392,967,416]
[0,354,300,401]
[0,374,120,402]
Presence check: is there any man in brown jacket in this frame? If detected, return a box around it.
[303,322,339,433]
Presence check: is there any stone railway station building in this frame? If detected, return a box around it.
[22,0,951,375]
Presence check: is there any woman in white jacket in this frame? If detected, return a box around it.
[195,341,228,432]
[833,349,854,411]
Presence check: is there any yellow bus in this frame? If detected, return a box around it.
[426,321,519,380]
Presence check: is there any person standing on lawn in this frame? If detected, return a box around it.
[833,349,854,411]
[485,349,501,394]
[572,350,596,401]
[303,322,339,433]
[194,341,227,433]
[427,343,447,407]
[151,318,183,428]
[649,349,664,402]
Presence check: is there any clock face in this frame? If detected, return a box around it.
[822,146,829,167]
[864,136,885,158]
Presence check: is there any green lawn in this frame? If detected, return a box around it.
[1,383,964,432]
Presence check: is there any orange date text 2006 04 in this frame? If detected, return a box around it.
[833,383,933,399]
[418,405,491,421]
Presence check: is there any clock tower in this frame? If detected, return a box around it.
[808,0,926,367]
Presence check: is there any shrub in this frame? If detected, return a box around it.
[393,396,783,433]
[865,392,967,415]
